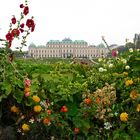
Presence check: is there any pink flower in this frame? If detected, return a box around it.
[24,78,31,87]
[112,50,117,57]
[25,92,30,97]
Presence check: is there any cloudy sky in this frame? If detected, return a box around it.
[0,0,140,50]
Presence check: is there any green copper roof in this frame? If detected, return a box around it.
[74,40,87,44]
[29,43,36,48]
[47,40,60,44]
[97,43,106,48]
[46,38,88,45]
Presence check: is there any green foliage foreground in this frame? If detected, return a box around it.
[0,49,140,140]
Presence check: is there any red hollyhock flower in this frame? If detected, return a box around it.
[11,29,20,37]
[20,4,24,8]
[8,41,12,48]
[23,6,29,15]
[31,24,35,32]
[20,23,24,28]
[26,19,34,28]
[20,28,24,33]
[6,32,13,41]
[11,17,16,24]
[26,19,35,32]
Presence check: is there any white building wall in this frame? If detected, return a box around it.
[29,42,109,58]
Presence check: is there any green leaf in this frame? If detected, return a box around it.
[31,84,38,93]
[5,84,12,95]
[74,119,90,136]
[113,133,120,140]
[67,103,78,116]
[69,96,73,102]
[87,136,97,140]
[132,131,140,140]
[0,94,8,102]
[13,89,24,103]
[17,79,23,88]
[25,97,34,106]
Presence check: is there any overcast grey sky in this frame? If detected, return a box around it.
[0,0,140,50]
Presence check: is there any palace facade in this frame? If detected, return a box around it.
[28,38,109,58]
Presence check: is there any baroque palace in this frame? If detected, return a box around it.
[28,38,109,58]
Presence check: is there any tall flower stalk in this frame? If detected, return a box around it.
[0,0,35,52]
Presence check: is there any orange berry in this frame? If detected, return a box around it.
[47,109,51,115]
[84,98,91,105]
[61,106,68,113]
[74,127,80,134]
[43,118,50,125]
